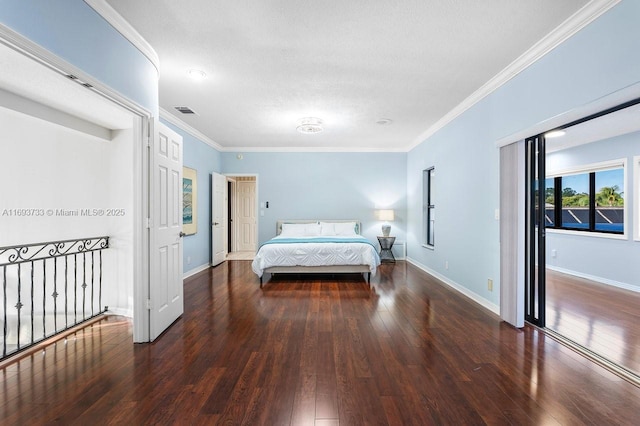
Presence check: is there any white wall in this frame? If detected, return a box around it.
[0,106,134,316]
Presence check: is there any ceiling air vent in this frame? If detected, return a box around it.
[175,106,197,115]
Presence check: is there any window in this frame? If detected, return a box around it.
[546,160,625,235]
[423,168,435,247]
[561,173,590,230]
[634,156,640,241]
[594,168,624,232]
[544,178,555,227]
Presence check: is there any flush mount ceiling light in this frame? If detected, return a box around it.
[376,118,393,125]
[296,117,323,134]
[545,129,566,138]
[187,69,207,81]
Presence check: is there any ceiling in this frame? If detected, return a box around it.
[546,102,640,153]
[106,0,591,151]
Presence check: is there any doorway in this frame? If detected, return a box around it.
[225,175,257,260]
[524,99,640,381]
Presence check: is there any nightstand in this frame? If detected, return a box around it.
[377,236,396,263]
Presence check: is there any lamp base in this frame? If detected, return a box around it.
[381,224,391,237]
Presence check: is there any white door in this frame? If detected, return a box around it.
[211,172,226,266]
[237,181,257,251]
[149,122,184,341]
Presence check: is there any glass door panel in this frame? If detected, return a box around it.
[525,135,545,327]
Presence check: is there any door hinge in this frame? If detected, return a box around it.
[146,217,152,229]
[146,299,152,310]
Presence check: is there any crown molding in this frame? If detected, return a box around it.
[407,0,621,151]
[225,146,408,153]
[84,0,159,72]
[159,107,224,151]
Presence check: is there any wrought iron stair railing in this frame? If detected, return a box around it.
[0,236,109,360]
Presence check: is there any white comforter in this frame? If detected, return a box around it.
[251,235,380,277]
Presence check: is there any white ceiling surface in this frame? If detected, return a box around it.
[106,0,590,151]
[546,104,640,153]
[0,42,134,130]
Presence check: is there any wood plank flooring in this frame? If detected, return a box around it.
[1,261,639,425]
[546,269,640,375]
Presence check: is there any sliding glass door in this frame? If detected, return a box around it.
[525,135,545,327]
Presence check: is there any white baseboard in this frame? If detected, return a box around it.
[183,262,211,279]
[547,265,639,293]
[105,307,133,318]
[406,257,500,316]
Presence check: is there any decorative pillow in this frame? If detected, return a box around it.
[332,221,358,236]
[280,223,321,237]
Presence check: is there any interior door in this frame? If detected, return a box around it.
[236,180,257,251]
[149,122,184,341]
[211,172,227,266]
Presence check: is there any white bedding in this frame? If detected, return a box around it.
[251,235,381,278]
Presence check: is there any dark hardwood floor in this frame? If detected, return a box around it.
[546,269,640,375]
[1,261,639,425]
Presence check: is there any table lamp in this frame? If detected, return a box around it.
[377,209,395,237]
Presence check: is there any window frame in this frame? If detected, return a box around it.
[546,158,627,239]
[422,167,435,249]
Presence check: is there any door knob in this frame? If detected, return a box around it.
[213,222,219,226]
[179,231,186,237]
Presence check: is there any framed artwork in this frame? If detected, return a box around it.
[183,167,197,235]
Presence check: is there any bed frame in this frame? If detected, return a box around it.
[259,219,372,287]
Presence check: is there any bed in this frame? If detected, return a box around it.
[252,220,381,287]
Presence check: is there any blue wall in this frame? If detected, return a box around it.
[0,0,158,114]
[546,132,639,290]
[222,152,407,246]
[407,0,640,306]
[161,120,222,273]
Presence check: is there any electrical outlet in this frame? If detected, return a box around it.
[187,256,191,265]
[488,278,493,292]
[552,249,557,258]
[445,260,449,270]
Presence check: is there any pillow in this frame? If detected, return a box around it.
[280,223,321,237]
[331,221,358,236]
[319,222,336,236]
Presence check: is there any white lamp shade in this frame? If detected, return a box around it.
[378,209,395,221]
